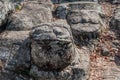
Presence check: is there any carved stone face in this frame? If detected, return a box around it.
[30,23,75,71]
[67,10,103,43]
[67,10,101,33]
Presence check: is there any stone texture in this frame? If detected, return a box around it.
[30,22,75,70]
[54,2,103,19]
[0,31,30,68]
[6,1,53,31]
[36,0,54,11]
[112,0,120,4]
[110,7,120,31]
[0,31,31,79]
[30,47,90,80]
[51,0,98,4]
[0,71,33,80]
[0,0,14,31]
[0,1,54,79]
[101,47,110,56]
[29,21,90,80]
[102,56,120,80]
[55,4,68,19]
[67,10,105,45]
[0,20,90,80]
[0,0,119,80]
[68,2,102,11]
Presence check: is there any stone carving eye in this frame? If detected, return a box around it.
[53,27,63,35]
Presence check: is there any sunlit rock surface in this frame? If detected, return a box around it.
[0,0,119,80]
[6,1,53,31]
[0,31,31,80]
[54,2,103,19]
[0,0,14,31]
[66,2,105,45]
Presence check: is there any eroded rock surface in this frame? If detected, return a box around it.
[29,22,90,80]
[30,22,75,71]
[66,7,105,45]
[0,31,31,80]
[0,19,90,80]
[30,47,90,80]
[0,0,14,31]
[110,7,120,31]
[55,2,103,19]
[7,1,53,31]
[0,0,119,80]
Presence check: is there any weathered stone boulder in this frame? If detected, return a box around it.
[0,0,14,31]
[0,20,90,80]
[67,10,105,44]
[0,31,29,67]
[0,31,31,80]
[30,47,90,80]
[64,2,106,45]
[6,1,53,31]
[30,22,75,70]
[54,4,68,19]
[54,2,103,19]
[0,1,54,79]
[36,0,54,10]
[110,7,120,31]
[29,21,90,80]
[68,2,101,11]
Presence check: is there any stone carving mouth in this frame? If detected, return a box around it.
[35,39,72,51]
[34,39,72,44]
[31,39,74,71]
